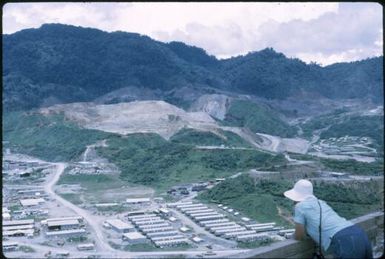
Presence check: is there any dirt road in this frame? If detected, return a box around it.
[44,163,113,252]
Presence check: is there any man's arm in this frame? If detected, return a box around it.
[294,223,306,240]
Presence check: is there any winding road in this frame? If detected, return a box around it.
[43,163,113,252]
[39,162,250,258]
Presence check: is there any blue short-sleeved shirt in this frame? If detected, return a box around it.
[293,195,353,251]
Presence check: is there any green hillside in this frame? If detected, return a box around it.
[170,128,251,147]
[300,108,349,137]
[96,134,286,190]
[3,111,113,161]
[223,100,297,137]
[320,115,384,150]
[199,174,383,225]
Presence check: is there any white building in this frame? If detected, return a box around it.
[3,219,34,226]
[168,217,177,222]
[105,219,135,233]
[241,217,251,222]
[192,236,203,243]
[146,231,179,238]
[151,235,185,242]
[20,198,45,207]
[141,227,174,233]
[179,226,190,233]
[139,223,170,230]
[77,243,95,251]
[159,208,171,216]
[45,216,83,223]
[122,232,148,244]
[199,219,229,226]
[3,241,19,251]
[194,214,225,221]
[154,238,188,248]
[3,212,11,221]
[133,219,164,226]
[47,219,80,231]
[205,222,238,229]
[3,229,34,237]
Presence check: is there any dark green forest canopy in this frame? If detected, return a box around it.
[3,24,383,111]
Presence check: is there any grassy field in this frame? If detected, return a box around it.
[57,172,153,203]
[59,193,83,205]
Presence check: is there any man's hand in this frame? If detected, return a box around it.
[294,223,305,240]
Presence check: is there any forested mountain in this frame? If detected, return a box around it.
[3,23,383,111]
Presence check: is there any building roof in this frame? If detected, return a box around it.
[154,238,188,246]
[168,217,177,222]
[46,216,83,222]
[126,198,151,203]
[246,223,276,228]
[47,219,80,227]
[126,210,149,216]
[3,229,34,236]
[151,235,185,241]
[128,214,157,219]
[139,223,170,229]
[3,219,34,226]
[77,243,95,248]
[192,236,203,242]
[3,224,34,231]
[159,208,170,214]
[180,226,190,232]
[133,220,164,225]
[146,231,179,237]
[3,212,11,218]
[20,198,45,207]
[141,227,174,233]
[123,232,146,240]
[105,219,134,230]
[2,241,19,247]
[94,203,119,207]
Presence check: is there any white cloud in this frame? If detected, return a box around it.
[2,2,382,65]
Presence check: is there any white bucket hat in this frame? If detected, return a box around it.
[284,179,314,202]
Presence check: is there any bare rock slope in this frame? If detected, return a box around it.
[189,94,231,120]
[40,101,218,140]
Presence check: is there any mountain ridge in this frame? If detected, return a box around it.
[3,23,383,111]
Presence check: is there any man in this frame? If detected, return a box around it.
[284,179,373,259]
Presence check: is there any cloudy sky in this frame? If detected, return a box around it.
[3,2,383,65]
